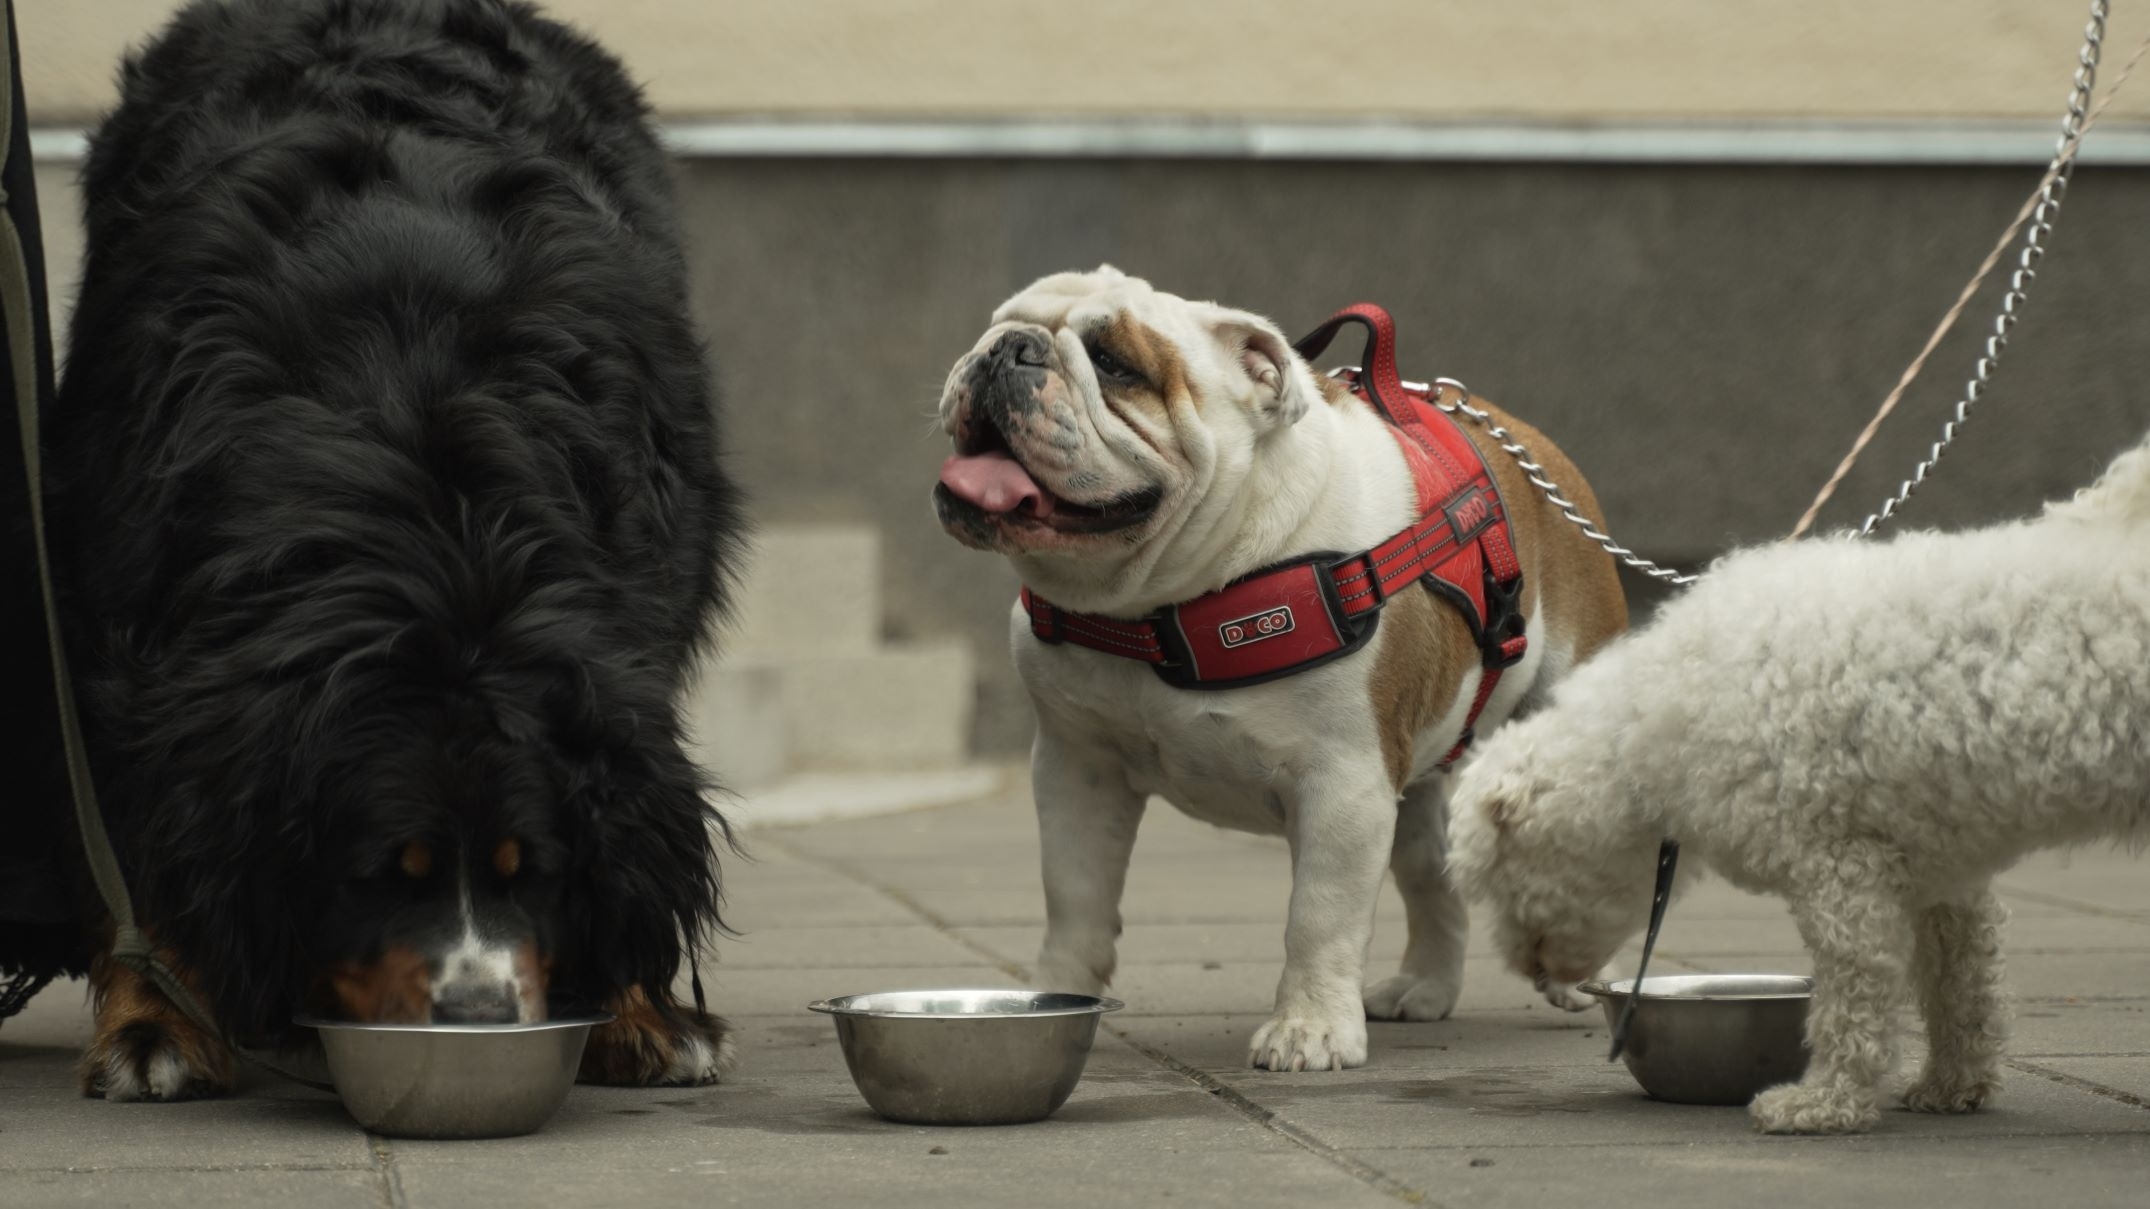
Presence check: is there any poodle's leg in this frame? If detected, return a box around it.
[1364,778,1468,1021]
[1252,763,1394,1071]
[578,985,735,1086]
[1031,731,1145,996]
[80,947,237,1102]
[1902,888,2009,1113]
[1750,880,1912,1135]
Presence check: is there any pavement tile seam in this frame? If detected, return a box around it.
[368,1135,411,1209]
[0,1164,376,1175]
[758,831,1442,1208]
[2007,1058,2150,1113]
[1337,1124,2150,1154]
[1652,945,2150,958]
[1097,1028,1436,1206]
[1995,886,2150,922]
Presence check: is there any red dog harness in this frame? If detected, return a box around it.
[1021,303,1528,767]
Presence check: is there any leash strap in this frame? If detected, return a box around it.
[0,7,329,1093]
[0,970,52,1019]
[1607,840,1680,1062]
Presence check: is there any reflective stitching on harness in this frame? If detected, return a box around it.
[1057,628,1161,656]
[1044,613,1163,652]
[1051,614,1153,639]
[1339,541,1442,602]
[1336,515,1485,605]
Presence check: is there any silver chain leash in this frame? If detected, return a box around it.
[1417,377,1702,586]
[1853,0,2106,537]
[1379,0,2112,577]
[1329,365,1701,584]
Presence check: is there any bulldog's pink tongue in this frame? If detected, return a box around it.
[939,452,1056,518]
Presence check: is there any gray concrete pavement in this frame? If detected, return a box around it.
[4,778,2147,1207]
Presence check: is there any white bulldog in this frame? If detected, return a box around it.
[933,267,1629,1070]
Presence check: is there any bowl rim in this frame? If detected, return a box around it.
[1578,974,1814,1002]
[807,988,1126,1019]
[292,1011,615,1035]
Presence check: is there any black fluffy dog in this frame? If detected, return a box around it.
[44,0,743,1099]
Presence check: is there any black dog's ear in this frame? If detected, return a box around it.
[550,683,728,1001]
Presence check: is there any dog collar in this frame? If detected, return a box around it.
[1021,303,1528,767]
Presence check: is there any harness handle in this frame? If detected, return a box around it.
[1290,303,1411,427]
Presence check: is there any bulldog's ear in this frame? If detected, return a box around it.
[1208,308,1315,430]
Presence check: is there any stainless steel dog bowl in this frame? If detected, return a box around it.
[809,989,1122,1125]
[296,1013,611,1139]
[1579,974,1813,1105]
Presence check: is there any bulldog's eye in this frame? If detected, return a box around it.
[1086,342,1139,384]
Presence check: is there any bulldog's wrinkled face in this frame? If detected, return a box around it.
[934,266,1316,562]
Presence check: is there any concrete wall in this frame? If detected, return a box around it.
[19,2,2150,758]
[18,0,2150,124]
[679,158,2150,753]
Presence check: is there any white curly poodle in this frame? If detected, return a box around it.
[1448,431,2150,1135]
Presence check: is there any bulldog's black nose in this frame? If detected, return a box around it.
[989,329,1051,371]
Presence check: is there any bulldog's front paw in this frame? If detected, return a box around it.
[1749,1081,1880,1135]
[1363,973,1461,1022]
[1250,1010,1367,1072]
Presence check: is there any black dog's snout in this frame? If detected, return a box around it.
[989,329,1051,371]
[431,983,520,1025]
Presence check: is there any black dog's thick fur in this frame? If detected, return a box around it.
[46,0,741,1045]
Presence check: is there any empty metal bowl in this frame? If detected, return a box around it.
[1579,974,1813,1105]
[296,1012,612,1139]
[809,988,1122,1125]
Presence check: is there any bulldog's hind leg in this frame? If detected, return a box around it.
[1253,766,1393,1071]
[578,985,736,1086]
[1363,779,1468,1022]
[1031,731,1145,996]
[80,948,236,1102]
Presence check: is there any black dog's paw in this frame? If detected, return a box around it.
[81,1017,236,1102]
[578,987,736,1086]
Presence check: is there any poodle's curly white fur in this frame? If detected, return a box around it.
[1449,433,2150,1135]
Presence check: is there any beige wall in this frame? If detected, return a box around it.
[18,0,2150,126]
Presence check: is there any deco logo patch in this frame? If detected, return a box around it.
[1219,606,1295,649]
[1444,487,1495,544]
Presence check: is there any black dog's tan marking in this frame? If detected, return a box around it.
[46,0,743,1093]
[579,986,733,1086]
[328,945,433,1025]
[80,943,236,1101]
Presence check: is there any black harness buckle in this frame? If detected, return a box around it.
[1481,569,1528,669]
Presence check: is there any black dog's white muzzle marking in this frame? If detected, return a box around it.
[428,878,535,1024]
[1219,606,1295,650]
